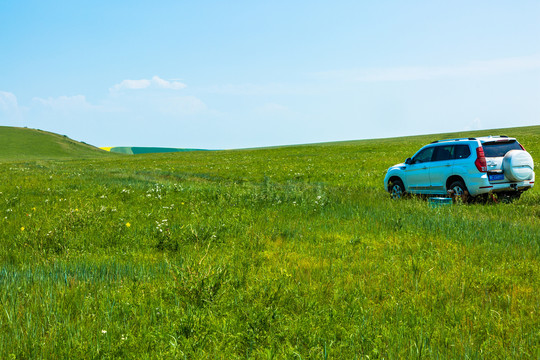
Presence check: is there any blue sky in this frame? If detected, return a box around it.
[1,1,539,149]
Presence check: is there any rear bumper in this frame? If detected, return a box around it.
[467,173,535,196]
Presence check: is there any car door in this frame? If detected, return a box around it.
[429,145,455,194]
[452,143,472,180]
[404,146,434,193]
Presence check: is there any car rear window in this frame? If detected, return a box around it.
[482,140,522,157]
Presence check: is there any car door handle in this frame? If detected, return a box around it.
[445,164,451,167]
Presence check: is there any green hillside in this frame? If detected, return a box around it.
[0,126,110,160]
[0,125,538,358]
[103,146,209,154]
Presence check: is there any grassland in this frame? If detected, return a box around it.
[0,126,109,160]
[0,126,539,359]
[101,147,210,154]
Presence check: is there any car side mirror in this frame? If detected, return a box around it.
[405,157,412,165]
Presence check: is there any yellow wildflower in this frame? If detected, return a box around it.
[126,222,131,228]
[21,227,25,231]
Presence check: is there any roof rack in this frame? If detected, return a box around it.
[480,135,509,138]
[430,137,476,144]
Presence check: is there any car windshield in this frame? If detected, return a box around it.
[482,140,522,157]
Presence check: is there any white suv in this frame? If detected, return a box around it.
[384,136,535,201]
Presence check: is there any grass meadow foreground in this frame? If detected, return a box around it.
[0,126,539,359]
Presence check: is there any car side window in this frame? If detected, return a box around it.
[433,145,454,161]
[454,144,471,159]
[412,147,435,164]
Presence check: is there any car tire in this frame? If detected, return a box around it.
[448,180,469,203]
[389,179,405,199]
[502,150,534,182]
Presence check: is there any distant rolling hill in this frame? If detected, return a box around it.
[100,146,209,154]
[0,126,110,160]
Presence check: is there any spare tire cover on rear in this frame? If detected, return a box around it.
[502,150,534,181]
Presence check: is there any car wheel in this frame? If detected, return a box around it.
[389,179,405,199]
[448,180,469,203]
[502,150,534,182]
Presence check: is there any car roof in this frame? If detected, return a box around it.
[431,135,516,144]
[475,136,517,143]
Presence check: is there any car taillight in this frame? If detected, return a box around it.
[519,143,526,151]
[475,147,487,172]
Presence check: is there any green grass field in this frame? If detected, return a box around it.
[0,126,110,160]
[0,126,538,359]
[101,146,210,154]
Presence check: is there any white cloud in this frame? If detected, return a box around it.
[0,91,19,112]
[110,76,187,92]
[33,95,94,112]
[151,76,186,90]
[28,80,206,123]
[0,91,24,124]
[316,54,540,82]
[112,79,151,91]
